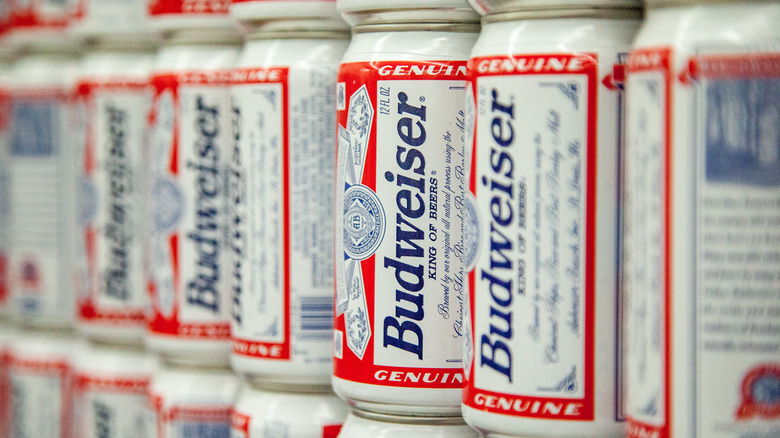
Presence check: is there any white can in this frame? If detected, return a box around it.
[624,2,780,437]
[332,4,479,415]
[338,409,479,438]
[72,342,157,438]
[146,31,240,367]
[462,4,641,437]
[8,329,80,438]
[229,22,348,386]
[231,382,348,437]
[69,0,151,39]
[75,39,155,344]
[4,0,78,48]
[148,363,240,438]
[7,44,80,328]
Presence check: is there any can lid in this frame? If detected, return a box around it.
[646,0,775,8]
[337,0,480,25]
[243,17,349,37]
[351,408,468,425]
[230,0,342,24]
[469,0,641,16]
[247,379,335,394]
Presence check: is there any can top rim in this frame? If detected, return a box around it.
[483,6,642,22]
[351,408,468,425]
[646,0,777,8]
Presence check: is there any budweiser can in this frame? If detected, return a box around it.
[229,21,348,386]
[0,49,11,317]
[7,43,80,328]
[147,0,233,33]
[332,1,479,415]
[148,362,240,437]
[5,0,78,48]
[338,409,479,438]
[8,329,80,438]
[146,30,240,367]
[231,382,348,437]
[0,324,15,434]
[462,3,641,437]
[74,39,156,344]
[625,2,780,437]
[72,342,157,438]
[70,0,150,38]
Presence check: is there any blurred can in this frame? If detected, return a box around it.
[462,2,641,437]
[8,329,80,438]
[338,409,479,438]
[7,41,80,329]
[147,0,233,34]
[230,0,340,24]
[231,382,348,437]
[332,0,478,416]
[72,342,157,438]
[74,37,156,344]
[229,19,348,386]
[0,47,13,317]
[146,28,240,367]
[148,362,240,438]
[624,1,780,437]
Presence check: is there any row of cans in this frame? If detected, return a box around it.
[0,0,779,437]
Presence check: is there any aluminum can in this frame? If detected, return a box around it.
[338,409,479,438]
[336,0,477,26]
[230,0,341,24]
[7,44,80,328]
[466,0,640,16]
[0,51,12,317]
[0,323,16,434]
[462,5,641,437]
[8,329,80,438]
[75,39,156,344]
[231,382,348,437]
[146,31,240,367]
[72,342,157,438]
[148,362,240,438]
[624,2,780,438]
[70,0,151,38]
[229,22,348,386]
[332,6,479,415]
[5,0,78,48]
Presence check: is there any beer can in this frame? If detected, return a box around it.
[0,323,15,434]
[8,329,80,438]
[74,39,156,344]
[0,49,12,317]
[72,342,157,438]
[229,21,348,386]
[338,409,479,438]
[231,382,348,437]
[69,0,151,39]
[5,0,77,47]
[462,3,641,437]
[148,362,240,438]
[624,2,780,437]
[146,30,240,367]
[7,42,81,328]
[332,1,479,416]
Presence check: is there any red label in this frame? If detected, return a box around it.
[9,357,72,438]
[465,53,598,421]
[682,53,780,83]
[231,410,250,435]
[322,424,342,438]
[148,0,229,16]
[625,47,673,438]
[74,374,150,394]
[333,60,469,389]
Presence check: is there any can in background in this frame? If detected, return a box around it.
[4,0,78,48]
[8,329,80,438]
[462,2,641,437]
[147,0,233,35]
[231,382,348,437]
[72,342,157,438]
[7,40,80,329]
[0,323,15,434]
[74,38,156,344]
[338,409,479,438]
[230,0,340,24]
[624,2,780,437]
[0,46,13,317]
[229,19,348,387]
[148,362,240,437]
[332,0,478,416]
[146,28,240,367]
